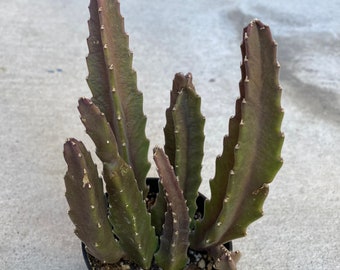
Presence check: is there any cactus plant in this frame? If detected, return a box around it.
[63,0,284,269]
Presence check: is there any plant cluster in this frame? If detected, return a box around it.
[63,1,284,269]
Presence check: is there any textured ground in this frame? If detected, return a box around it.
[1,0,339,269]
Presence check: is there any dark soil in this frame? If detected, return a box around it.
[85,248,217,270]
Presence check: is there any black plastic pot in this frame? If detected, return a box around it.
[81,241,93,270]
[82,177,232,269]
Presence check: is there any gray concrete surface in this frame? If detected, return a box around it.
[1,0,339,269]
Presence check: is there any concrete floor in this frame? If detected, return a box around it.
[1,0,339,269]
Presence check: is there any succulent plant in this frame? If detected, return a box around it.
[63,0,284,269]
